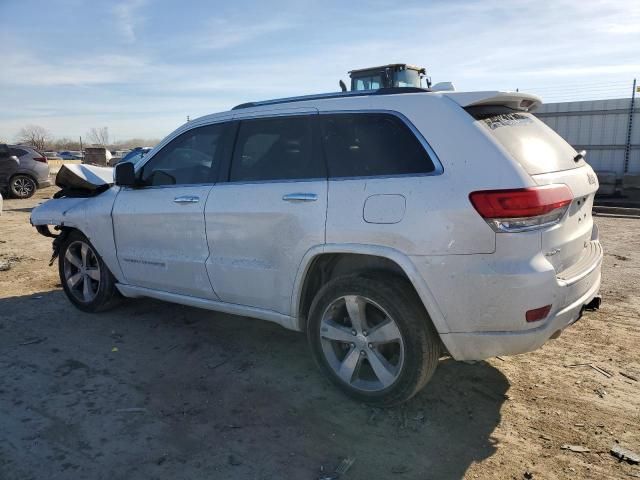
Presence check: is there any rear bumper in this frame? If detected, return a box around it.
[440,268,601,360]
[410,234,603,360]
[38,178,52,188]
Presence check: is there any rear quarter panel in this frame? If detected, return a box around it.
[320,93,535,255]
[14,158,49,183]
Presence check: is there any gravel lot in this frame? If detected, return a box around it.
[1,187,639,480]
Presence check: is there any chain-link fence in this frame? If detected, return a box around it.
[529,79,638,197]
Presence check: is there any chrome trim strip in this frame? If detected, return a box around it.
[282,192,318,202]
[173,195,200,203]
[134,109,444,187]
[120,182,215,191]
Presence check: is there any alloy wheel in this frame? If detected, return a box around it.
[63,241,101,303]
[13,176,35,197]
[319,295,405,392]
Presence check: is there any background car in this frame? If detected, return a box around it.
[112,149,131,158]
[58,151,82,160]
[114,146,152,165]
[0,144,51,199]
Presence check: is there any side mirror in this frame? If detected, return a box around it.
[0,144,10,158]
[114,162,136,187]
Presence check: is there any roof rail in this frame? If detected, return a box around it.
[231,87,430,110]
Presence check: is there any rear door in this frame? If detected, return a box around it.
[113,122,234,299]
[205,110,327,315]
[476,111,599,273]
[0,147,22,187]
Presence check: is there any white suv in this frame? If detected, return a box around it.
[31,88,603,405]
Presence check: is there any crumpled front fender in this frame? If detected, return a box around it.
[30,197,88,228]
[30,188,125,282]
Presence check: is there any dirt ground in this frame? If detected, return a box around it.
[1,187,639,480]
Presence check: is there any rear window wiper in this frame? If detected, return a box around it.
[574,150,586,163]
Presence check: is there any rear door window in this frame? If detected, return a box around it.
[10,148,28,157]
[320,113,435,178]
[471,110,582,174]
[230,115,323,182]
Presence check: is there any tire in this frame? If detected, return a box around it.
[307,273,440,406]
[58,230,120,313]
[10,175,37,199]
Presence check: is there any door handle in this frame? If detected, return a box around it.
[282,193,318,202]
[174,195,200,204]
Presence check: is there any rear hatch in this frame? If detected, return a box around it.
[469,105,599,276]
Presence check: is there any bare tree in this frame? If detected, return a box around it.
[53,137,82,151]
[87,127,110,146]
[114,137,161,149]
[16,125,52,151]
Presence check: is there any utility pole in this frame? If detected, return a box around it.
[624,78,636,174]
[79,136,83,161]
[187,115,190,122]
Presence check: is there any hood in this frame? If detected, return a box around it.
[56,163,114,191]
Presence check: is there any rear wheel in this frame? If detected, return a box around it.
[307,274,440,406]
[59,231,120,312]
[10,175,36,199]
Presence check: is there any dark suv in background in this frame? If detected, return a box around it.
[0,144,51,199]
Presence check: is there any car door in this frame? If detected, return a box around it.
[205,110,327,315]
[0,147,21,188]
[112,122,234,299]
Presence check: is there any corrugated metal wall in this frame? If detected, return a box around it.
[535,97,639,175]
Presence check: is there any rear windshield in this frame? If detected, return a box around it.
[469,109,583,175]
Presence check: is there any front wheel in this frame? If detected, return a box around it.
[58,230,120,312]
[10,175,37,199]
[307,274,440,406]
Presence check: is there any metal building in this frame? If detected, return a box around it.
[535,97,638,176]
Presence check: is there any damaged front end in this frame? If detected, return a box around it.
[53,163,114,199]
[46,228,71,266]
[31,163,116,264]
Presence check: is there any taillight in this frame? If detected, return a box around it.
[526,305,552,322]
[469,184,572,232]
[33,157,48,163]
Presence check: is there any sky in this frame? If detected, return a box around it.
[0,0,639,142]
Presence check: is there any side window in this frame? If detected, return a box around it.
[141,123,228,186]
[320,113,435,178]
[354,76,381,90]
[230,115,322,182]
[10,148,27,157]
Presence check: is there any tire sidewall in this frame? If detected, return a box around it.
[307,274,438,406]
[58,231,117,312]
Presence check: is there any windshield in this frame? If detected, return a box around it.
[394,69,422,87]
[121,149,147,164]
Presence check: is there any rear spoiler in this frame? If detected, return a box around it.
[443,91,542,113]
